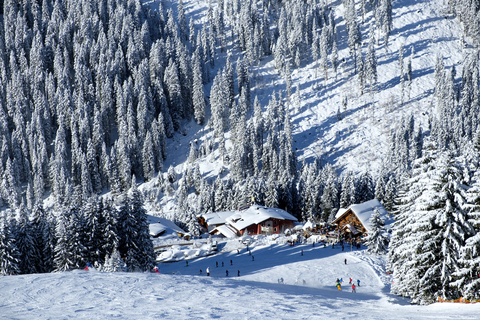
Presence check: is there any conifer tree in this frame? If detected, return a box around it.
[192,51,206,125]
[0,213,21,275]
[364,208,389,254]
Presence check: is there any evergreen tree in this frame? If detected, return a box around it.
[340,171,356,208]
[0,213,21,275]
[356,171,375,203]
[364,208,389,254]
[389,147,473,304]
[15,206,39,274]
[192,51,206,125]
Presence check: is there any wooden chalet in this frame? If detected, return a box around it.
[332,199,389,240]
[197,205,298,238]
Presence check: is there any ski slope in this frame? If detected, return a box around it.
[1,240,479,319]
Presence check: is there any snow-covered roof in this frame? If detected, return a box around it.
[199,211,235,227]
[211,224,238,238]
[303,221,315,230]
[227,205,298,231]
[148,216,187,237]
[334,199,390,233]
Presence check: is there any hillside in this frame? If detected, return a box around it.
[160,0,468,176]
[143,0,476,219]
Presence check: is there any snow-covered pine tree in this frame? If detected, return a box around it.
[101,199,119,264]
[103,247,124,272]
[451,165,480,300]
[164,58,183,131]
[0,212,21,275]
[192,50,206,125]
[14,205,39,274]
[127,186,155,272]
[390,145,473,304]
[364,208,389,254]
[340,171,356,208]
[53,211,74,272]
[356,171,375,203]
[210,70,228,139]
[321,164,339,222]
[31,204,54,273]
[345,0,361,74]
[142,131,155,182]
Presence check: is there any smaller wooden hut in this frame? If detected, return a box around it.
[332,199,389,240]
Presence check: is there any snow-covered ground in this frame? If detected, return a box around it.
[2,238,479,319]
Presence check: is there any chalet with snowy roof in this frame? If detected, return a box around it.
[148,217,188,239]
[198,205,298,237]
[332,199,389,240]
[197,211,234,233]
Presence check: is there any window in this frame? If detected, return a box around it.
[274,228,277,232]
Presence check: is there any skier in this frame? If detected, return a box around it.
[186,261,188,267]
[252,255,254,261]
[352,284,356,293]
[237,270,240,277]
[301,249,303,256]
[342,245,344,251]
[199,269,202,275]
[230,260,233,265]
[357,279,360,286]
[336,281,341,290]
[207,267,210,276]
[345,258,347,265]
[222,262,224,267]
[349,278,352,284]
[216,261,218,267]
[226,270,229,277]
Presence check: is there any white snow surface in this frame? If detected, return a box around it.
[2,238,479,319]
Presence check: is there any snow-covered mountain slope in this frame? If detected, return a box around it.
[157,0,470,178]
[1,241,478,319]
[138,0,475,218]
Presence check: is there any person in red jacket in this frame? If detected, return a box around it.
[352,284,356,293]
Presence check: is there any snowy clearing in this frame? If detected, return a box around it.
[1,239,479,319]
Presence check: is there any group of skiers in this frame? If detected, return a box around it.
[336,277,361,292]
